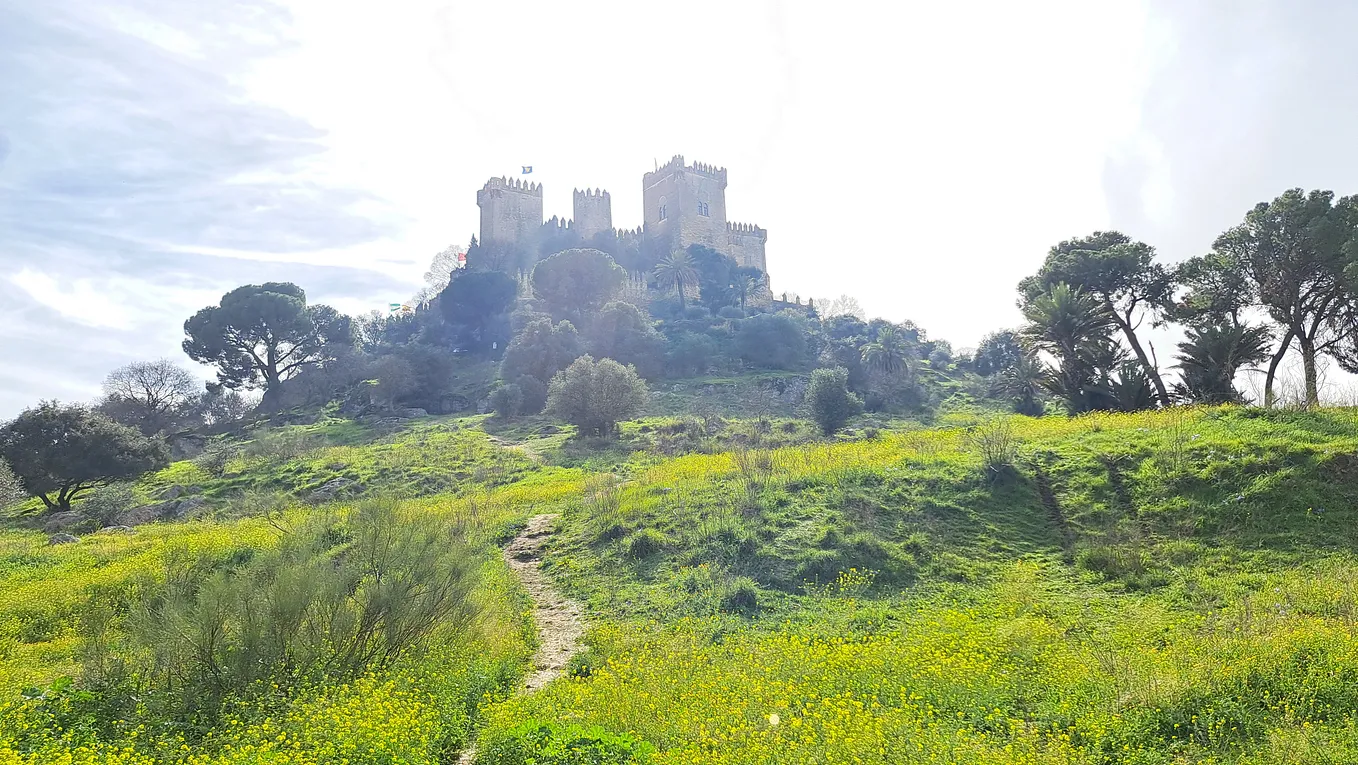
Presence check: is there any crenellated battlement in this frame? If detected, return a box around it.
[478,176,543,202]
[573,187,610,201]
[643,155,727,185]
[543,215,574,232]
[726,221,767,240]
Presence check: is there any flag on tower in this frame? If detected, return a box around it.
[521,166,533,174]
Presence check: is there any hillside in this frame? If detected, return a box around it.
[4,406,1358,762]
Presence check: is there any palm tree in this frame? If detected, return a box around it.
[1174,323,1272,404]
[654,251,698,310]
[730,269,764,312]
[990,349,1045,416]
[1021,283,1120,414]
[860,326,911,376]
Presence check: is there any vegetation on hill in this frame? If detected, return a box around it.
[6,185,1358,763]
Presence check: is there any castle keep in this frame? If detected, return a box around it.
[476,155,768,275]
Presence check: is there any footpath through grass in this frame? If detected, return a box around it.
[5,406,1358,763]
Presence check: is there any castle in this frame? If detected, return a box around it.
[475,155,769,276]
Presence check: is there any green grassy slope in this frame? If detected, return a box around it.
[5,406,1358,763]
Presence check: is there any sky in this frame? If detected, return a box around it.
[4,0,1358,416]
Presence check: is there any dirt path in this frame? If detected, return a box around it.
[488,434,546,464]
[459,514,584,763]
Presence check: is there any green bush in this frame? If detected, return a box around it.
[478,720,655,764]
[806,367,862,435]
[720,576,761,615]
[627,528,667,559]
[489,383,523,419]
[547,356,649,438]
[515,374,549,415]
[83,497,483,722]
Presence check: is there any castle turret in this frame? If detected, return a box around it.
[572,188,612,242]
[476,176,543,249]
[726,221,768,272]
[642,155,728,256]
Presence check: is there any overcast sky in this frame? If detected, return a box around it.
[4,0,1358,417]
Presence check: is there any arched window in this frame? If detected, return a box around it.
[658,195,667,221]
[697,192,710,217]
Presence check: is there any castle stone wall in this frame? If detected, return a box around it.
[477,177,543,248]
[572,188,612,241]
[726,222,768,272]
[642,155,729,256]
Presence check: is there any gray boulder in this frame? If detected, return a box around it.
[176,497,206,516]
[308,477,358,503]
[397,407,428,419]
[159,485,185,501]
[47,533,79,545]
[42,511,86,533]
[96,525,134,535]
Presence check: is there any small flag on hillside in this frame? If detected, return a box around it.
[521,166,533,174]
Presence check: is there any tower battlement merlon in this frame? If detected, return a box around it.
[726,221,768,241]
[572,187,611,201]
[479,176,544,197]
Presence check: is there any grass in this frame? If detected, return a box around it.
[7,404,1358,762]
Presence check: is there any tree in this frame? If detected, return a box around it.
[687,245,740,312]
[439,269,518,353]
[546,356,648,438]
[729,269,765,313]
[500,318,583,385]
[0,402,168,513]
[819,294,866,321]
[100,359,200,435]
[973,330,1025,377]
[368,355,417,410]
[806,367,861,436]
[860,326,911,376]
[991,350,1045,416]
[1021,283,1120,414]
[1020,232,1174,405]
[489,384,523,419]
[585,301,665,379]
[531,249,625,322]
[413,243,465,304]
[1174,323,1273,404]
[0,458,23,510]
[1206,190,1358,407]
[735,313,809,370]
[182,283,351,408]
[654,251,699,310]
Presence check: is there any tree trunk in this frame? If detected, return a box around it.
[1264,329,1294,408]
[1299,333,1320,408]
[1111,311,1170,406]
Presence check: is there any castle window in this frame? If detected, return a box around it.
[698,202,710,217]
[658,195,667,221]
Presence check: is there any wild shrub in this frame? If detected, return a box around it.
[806,367,862,435]
[547,356,648,438]
[490,383,523,419]
[720,577,761,615]
[627,529,667,559]
[731,448,775,506]
[243,428,318,462]
[967,417,1018,480]
[192,439,240,477]
[82,496,483,722]
[77,483,136,526]
[0,457,24,509]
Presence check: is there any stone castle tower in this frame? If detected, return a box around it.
[572,188,612,241]
[476,176,543,249]
[475,155,768,274]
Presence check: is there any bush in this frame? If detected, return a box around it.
[735,313,808,370]
[627,528,667,559]
[515,374,549,415]
[193,440,240,477]
[547,356,649,438]
[806,367,862,435]
[666,332,720,377]
[720,577,761,615]
[501,318,583,386]
[0,458,23,509]
[479,720,655,764]
[78,483,136,526]
[967,417,1018,481]
[84,497,482,722]
[585,301,665,380]
[489,384,523,419]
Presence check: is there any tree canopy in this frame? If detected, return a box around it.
[546,356,648,438]
[0,402,168,513]
[183,283,350,407]
[531,249,626,322]
[100,359,200,435]
[439,269,518,353]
